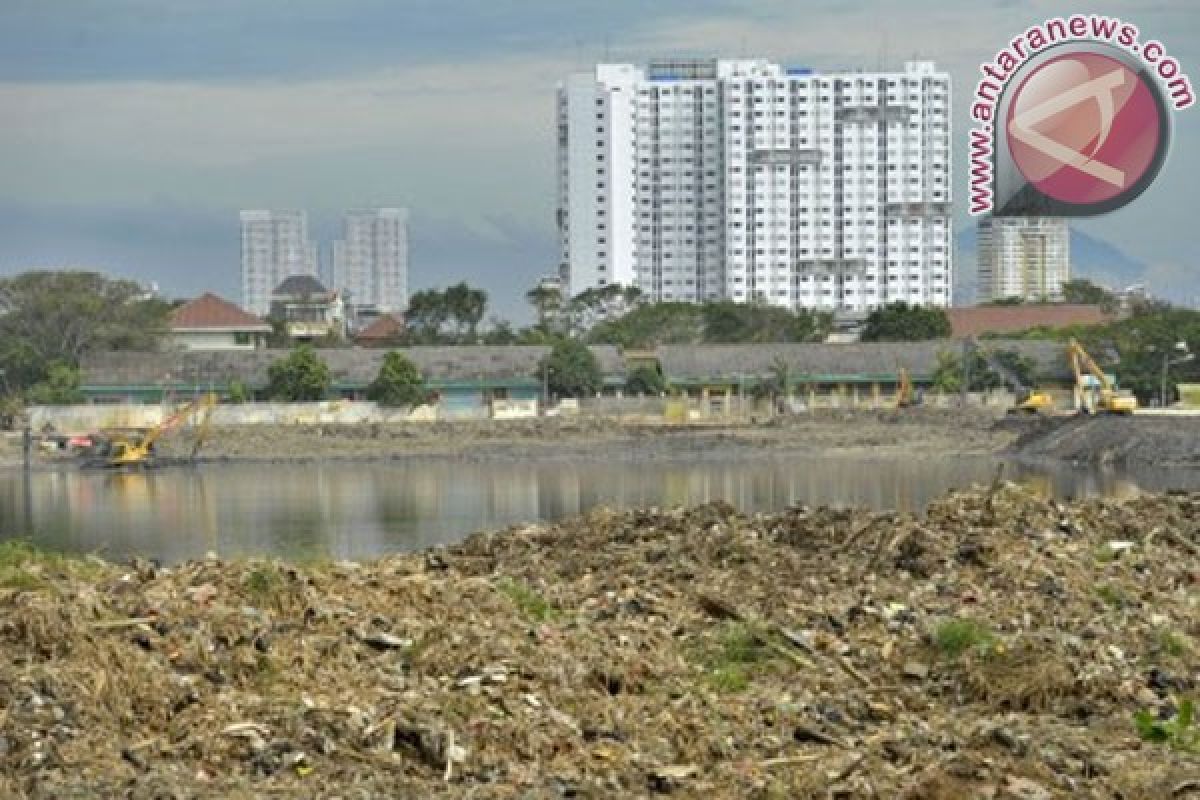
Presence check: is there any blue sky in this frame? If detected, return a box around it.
[1,0,1197,319]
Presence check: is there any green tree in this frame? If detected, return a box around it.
[0,270,171,390]
[587,303,707,348]
[481,318,519,345]
[931,351,962,393]
[625,365,666,395]
[444,281,488,339]
[861,302,952,342]
[226,380,251,404]
[367,351,428,408]
[930,348,1039,393]
[404,288,451,342]
[526,284,564,331]
[1061,279,1118,311]
[24,362,84,405]
[541,339,602,397]
[266,345,331,401]
[702,302,828,343]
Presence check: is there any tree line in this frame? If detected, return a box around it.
[5,268,1195,412]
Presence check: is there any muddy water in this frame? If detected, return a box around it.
[2,455,1198,564]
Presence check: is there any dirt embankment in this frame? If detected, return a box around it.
[153,408,1016,464]
[1007,415,1200,468]
[2,484,1196,798]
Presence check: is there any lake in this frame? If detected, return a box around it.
[2,455,1198,564]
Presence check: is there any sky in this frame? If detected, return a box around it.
[1,0,1197,321]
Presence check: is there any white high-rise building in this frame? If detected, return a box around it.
[556,59,953,311]
[977,216,1070,303]
[239,210,318,316]
[331,208,410,314]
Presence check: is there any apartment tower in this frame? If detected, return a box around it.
[556,59,952,311]
[977,216,1070,303]
[331,208,410,314]
[239,210,318,316]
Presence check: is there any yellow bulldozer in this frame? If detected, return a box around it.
[83,393,218,469]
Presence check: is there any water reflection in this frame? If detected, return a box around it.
[1,455,1195,564]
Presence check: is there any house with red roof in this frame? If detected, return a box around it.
[169,293,272,351]
[353,313,405,347]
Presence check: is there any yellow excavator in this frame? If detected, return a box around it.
[1067,339,1138,415]
[85,393,218,469]
[895,367,917,408]
[966,339,1056,415]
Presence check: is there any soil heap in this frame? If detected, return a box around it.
[1,483,1197,798]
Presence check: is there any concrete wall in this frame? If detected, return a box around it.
[171,332,260,351]
[28,402,439,431]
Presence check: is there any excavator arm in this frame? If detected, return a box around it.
[108,393,218,467]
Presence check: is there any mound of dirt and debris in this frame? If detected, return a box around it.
[1006,415,1200,468]
[2,484,1197,798]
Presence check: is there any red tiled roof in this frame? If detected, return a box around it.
[170,293,271,331]
[355,313,405,341]
[947,304,1112,338]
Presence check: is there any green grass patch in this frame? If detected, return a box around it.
[0,567,48,591]
[497,578,556,623]
[0,539,57,569]
[933,618,995,660]
[243,565,283,601]
[1096,584,1128,609]
[0,539,107,589]
[1135,697,1199,753]
[1155,628,1190,658]
[693,621,772,693]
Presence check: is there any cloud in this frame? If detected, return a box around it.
[0,0,1196,314]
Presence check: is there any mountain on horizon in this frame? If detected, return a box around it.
[954,225,1150,305]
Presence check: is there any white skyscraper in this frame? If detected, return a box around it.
[977,216,1070,303]
[239,210,318,316]
[331,208,410,313]
[557,59,953,311]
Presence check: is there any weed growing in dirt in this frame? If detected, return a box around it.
[695,622,770,693]
[934,618,995,659]
[243,566,282,602]
[0,568,47,591]
[1096,584,1128,609]
[1155,629,1190,658]
[497,578,556,622]
[1135,698,1199,753]
[0,539,56,569]
[0,539,104,588]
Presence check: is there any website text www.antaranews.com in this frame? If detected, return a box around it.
[968,14,1194,214]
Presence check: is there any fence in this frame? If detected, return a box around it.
[28,388,1033,432]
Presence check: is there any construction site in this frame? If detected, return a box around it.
[1,338,1197,798]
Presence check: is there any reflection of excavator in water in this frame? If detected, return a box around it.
[1067,339,1138,415]
[83,393,218,469]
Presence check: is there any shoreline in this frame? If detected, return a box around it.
[5,409,1199,472]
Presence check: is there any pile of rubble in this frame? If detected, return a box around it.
[2,483,1197,798]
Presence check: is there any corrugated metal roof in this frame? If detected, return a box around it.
[657,341,1074,383]
[82,346,627,388]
